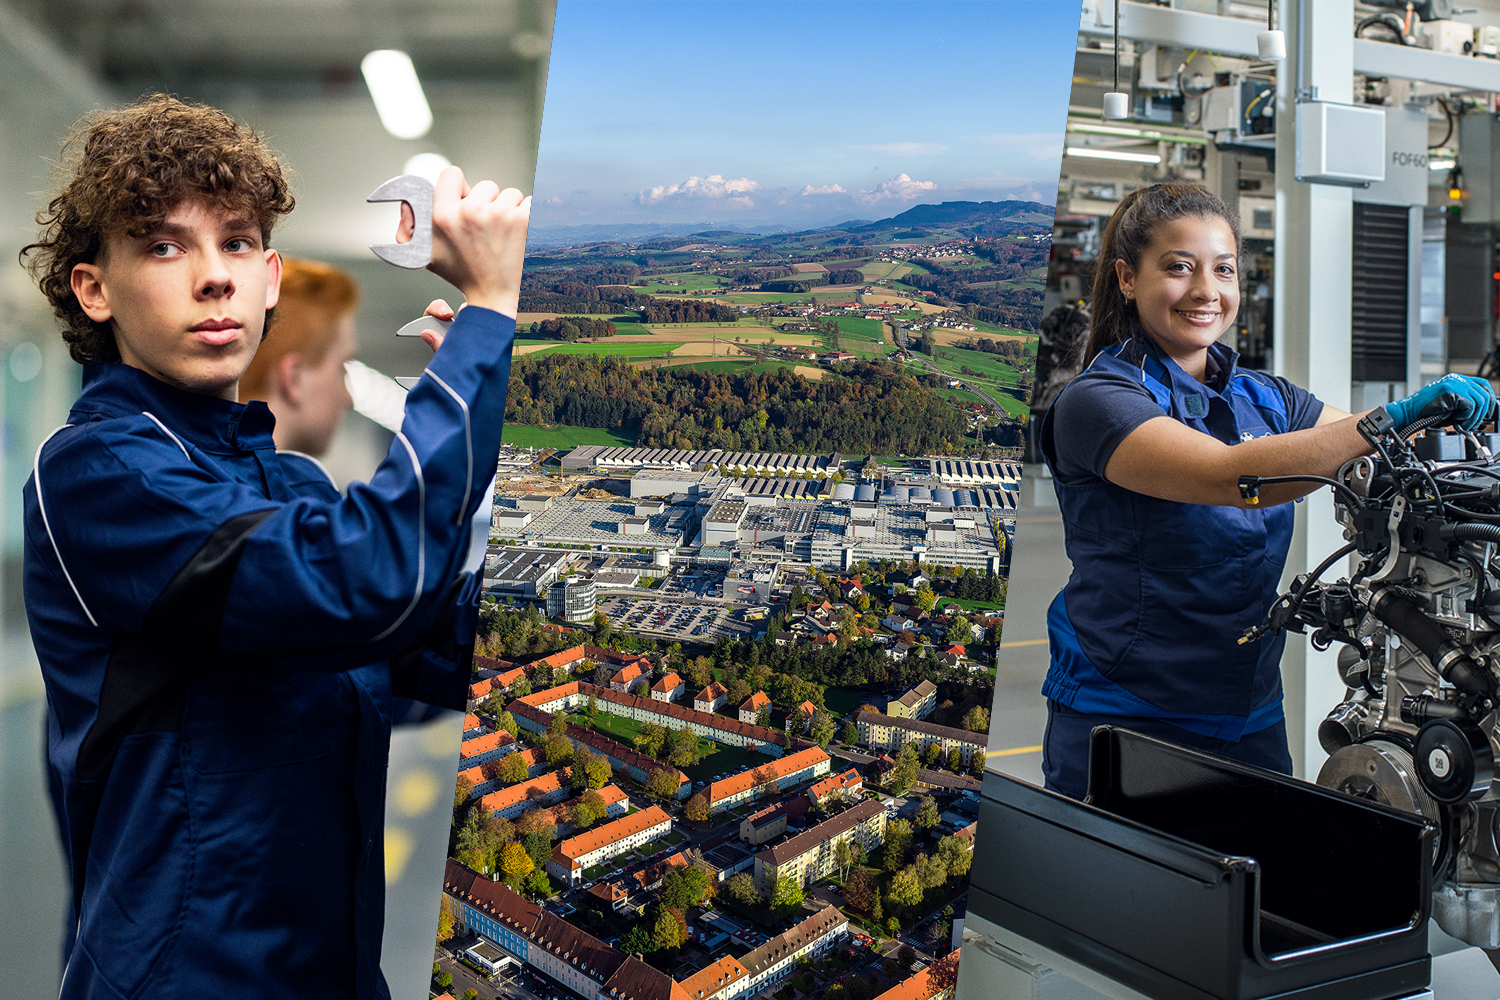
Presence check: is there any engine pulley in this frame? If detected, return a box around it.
[1317,738,1441,824]
[1415,720,1495,804]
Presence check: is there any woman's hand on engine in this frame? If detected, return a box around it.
[1385,374,1497,433]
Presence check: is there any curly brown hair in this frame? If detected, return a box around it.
[20,94,296,364]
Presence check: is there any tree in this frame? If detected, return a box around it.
[811,710,837,749]
[725,872,762,906]
[756,703,772,728]
[635,722,667,758]
[544,732,574,767]
[889,743,920,795]
[845,974,874,1000]
[947,747,963,772]
[497,752,529,785]
[842,867,879,913]
[522,830,553,872]
[917,851,949,890]
[462,990,479,1000]
[500,842,535,885]
[923,742,942,768]
[453,773,473,811]
[968,751,986,778]
[571,793,604,830]
[549,709,569,735]
[594,611,613,645]
[771,877,804,914]
[436,895,456,943]
[883,818,913,871]
[512,677,532,698]
[926,952,962,995]
[937,834,973,878]
[962,705,990,733]
[915,795,940,830]
[912,584,937,613]
[834,838,854,881]
[668,726,699,768]
[495,710,518,737]
[587,692,599,717]
[646,767,681,800]
[684,792,710,823]
[887,865,922,913]
[840,720,858,745]
[622,924,655,955]
[438,971,453,989]
[526,868,553,897]
[653,907,683,950]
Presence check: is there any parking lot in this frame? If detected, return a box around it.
[599,595,754,643]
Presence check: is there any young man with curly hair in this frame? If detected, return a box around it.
[21,94,528,999]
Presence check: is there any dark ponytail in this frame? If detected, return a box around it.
[1084,183,1242,366]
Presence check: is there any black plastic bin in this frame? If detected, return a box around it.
[965,728,1434,1000]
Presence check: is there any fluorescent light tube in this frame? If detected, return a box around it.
[362,49,433,139]
[1065,146,1162,164]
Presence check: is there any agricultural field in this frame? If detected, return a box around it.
[501,423,635,449]
[631,271,728,293]
[859,261,911,282]
[513,340,683,358]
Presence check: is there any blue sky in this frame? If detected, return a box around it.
[532,0,1079,231]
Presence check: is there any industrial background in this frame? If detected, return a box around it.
[0,2,553,997]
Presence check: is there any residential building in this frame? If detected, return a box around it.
[702,747,831,816]
[753,800,887,892]
[871,951,961,1000]
[807,768,863,807]
[738,796,810,846]
[547,806,673,886]
[651,672,685,703]
[679,956,750,1000]
[738,690,770,723]
[888,679,938,720]
[853,710,987,767]
[612,662,647,695]
[476,770,571,821]
[737,906,849,995]
[694,681,729,713]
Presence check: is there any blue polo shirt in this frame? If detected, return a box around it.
[1038,335,1323,740]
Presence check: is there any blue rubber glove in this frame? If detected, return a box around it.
[1384,374,1496,431]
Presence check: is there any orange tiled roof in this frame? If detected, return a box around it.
[555,805,672,865]
[652,672,683,692]
[477,769,567,815]
[677,955,749,1000]
[739,690,770,713]
[705,747,829,805]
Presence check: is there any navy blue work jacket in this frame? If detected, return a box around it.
[1039,337,1310,741]
[24,306,515,999]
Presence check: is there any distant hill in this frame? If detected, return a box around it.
[868,200,1054,229]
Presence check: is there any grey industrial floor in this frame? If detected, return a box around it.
[977,467,1500,999]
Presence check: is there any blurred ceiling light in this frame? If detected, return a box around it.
[1065,146,1162,164]
[361,49,433,139]
[404,152,452,183]
[511,30,551,59]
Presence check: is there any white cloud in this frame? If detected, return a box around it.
[852,173,937,207]
[542,196,565,206]
[799,183,847,196]
[636,174,761,207]
[845,142,949,156]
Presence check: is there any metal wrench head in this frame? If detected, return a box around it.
[368,174,434,269]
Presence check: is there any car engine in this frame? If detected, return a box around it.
[1241,402,1500,948]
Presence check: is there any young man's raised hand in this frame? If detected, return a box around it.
[397,166,529,319]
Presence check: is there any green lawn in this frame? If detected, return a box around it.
[679,359,757,374]
[502,424,635,449]
[823,686,876,720]
[580,711,648,745]
[941,596,1008,614]
[833,316,884,343]
[682,743,774,783]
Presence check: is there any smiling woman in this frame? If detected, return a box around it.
[1035,183,1494,799]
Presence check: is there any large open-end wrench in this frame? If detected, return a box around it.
[369,173,453,364]
[368,173,434,269]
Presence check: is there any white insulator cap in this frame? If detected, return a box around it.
[1102,91,1130,119]
[1258,30,1287,61]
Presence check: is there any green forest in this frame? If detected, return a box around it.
[504,353,975,454]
